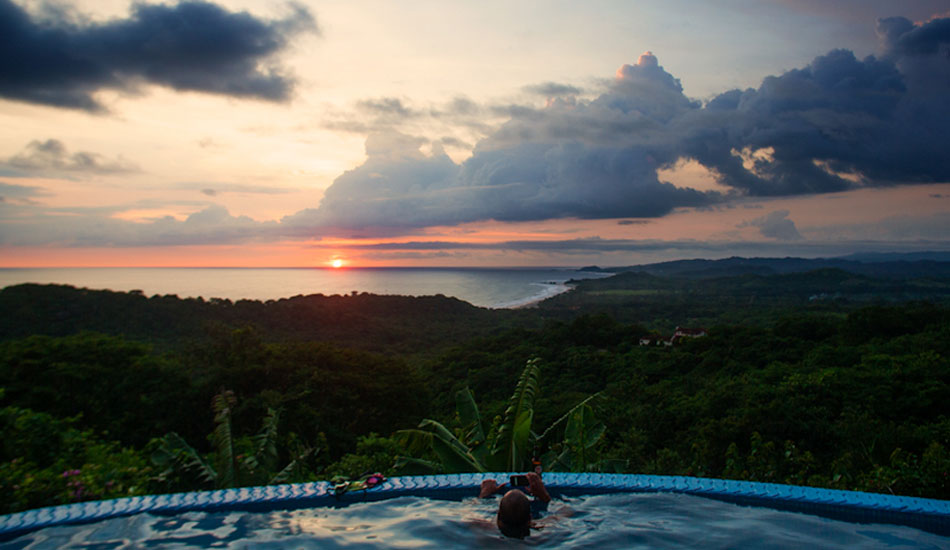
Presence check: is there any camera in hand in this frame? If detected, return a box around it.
[510,474,529,487]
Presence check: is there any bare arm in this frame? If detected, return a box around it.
[478,479,506,498]
[526,472,551,503]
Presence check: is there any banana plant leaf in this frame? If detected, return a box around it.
[151,431,218,485]
[268,446,314,485]
[535,392,604,444]
[396,418,486,473]
[565,404,606,451]
[211,392,237,489]
[455,387,485,446]
[252,408,281,475]
[563,403,606,471]
[490,358,540,471]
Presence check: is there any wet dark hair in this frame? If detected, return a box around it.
[496,489,531,539]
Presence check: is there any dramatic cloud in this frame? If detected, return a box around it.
[877,15,950,56]
[4,14,949,251]
[738,210,803,240]
[4,139,137,174]
[287,19,950,238]
[0,0,316,111]
[689,15,950,196]
[293,52,718,235]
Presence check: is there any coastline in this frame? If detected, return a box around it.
[492,281,572,309]
[0,267,599,310]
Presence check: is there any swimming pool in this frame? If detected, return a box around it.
[1,474,948,548]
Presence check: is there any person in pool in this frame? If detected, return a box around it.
[478,471,552,539]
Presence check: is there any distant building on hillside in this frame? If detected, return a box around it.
[670,326,707,344]
[639,326,708,347]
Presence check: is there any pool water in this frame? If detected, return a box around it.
[1,493,946,549]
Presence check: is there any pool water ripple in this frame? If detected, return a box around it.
[2,493,947,549]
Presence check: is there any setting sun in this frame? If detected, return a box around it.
[331,259,344,268]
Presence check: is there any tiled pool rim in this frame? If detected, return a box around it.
[2,473,948,540]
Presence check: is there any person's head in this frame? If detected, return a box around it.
[496,489,531,539]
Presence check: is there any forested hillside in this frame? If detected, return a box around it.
[1,266,949,513]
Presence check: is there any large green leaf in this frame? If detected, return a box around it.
[563,404,606,471]
[211,391,236,488]
[431,434,485,473]
[490,358,541,471]
[394,427,435,457]
[536,392,603,444]
[151,431,217,485]
[252,408,281,475]
[565,404,605,450]
[455,388,485,446]
[267,446,314,485]
[396,419,486,473]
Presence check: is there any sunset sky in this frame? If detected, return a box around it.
[1,0,949,267]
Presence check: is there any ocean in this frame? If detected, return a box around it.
[0,267,611,309]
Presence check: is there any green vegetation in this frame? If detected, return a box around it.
[151,391,314,492]
[396,359,608,474]
[1,262,949,513]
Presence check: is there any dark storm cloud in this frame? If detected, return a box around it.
[302,14,950,238]
[0,0,316,111]
[688,50,908,196]
[291,52,721,235]
[878,15,950,56]
[683,14,950,197]
[4,139,136,174]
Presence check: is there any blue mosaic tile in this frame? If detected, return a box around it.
[3,474,949,540]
